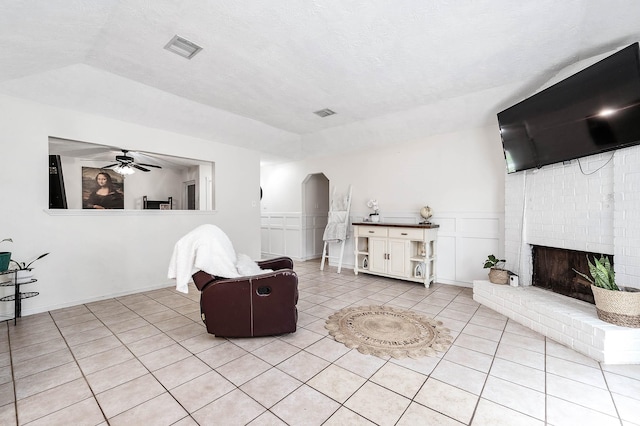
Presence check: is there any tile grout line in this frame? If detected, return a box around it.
[545,334,548,426]
[102,295,203,424]
[4,321,18,426]
[50,307,110,425]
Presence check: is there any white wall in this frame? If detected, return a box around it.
[0,94,262,318]
[261,125,506,285]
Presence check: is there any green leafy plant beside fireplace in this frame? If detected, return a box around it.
[573,255,618,291]
[483,254,505,270]
[483,254,508,284]
[573,254,640,328]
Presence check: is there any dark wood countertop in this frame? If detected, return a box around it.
[352,222,439,229]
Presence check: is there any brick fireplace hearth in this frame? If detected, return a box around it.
[473,280,640,364]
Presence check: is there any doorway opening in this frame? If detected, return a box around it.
[184,180,197,210]
[301,173,330,260]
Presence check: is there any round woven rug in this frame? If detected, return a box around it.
[325,305,452,359]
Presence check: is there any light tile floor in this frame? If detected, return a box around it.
[1,260,639,425]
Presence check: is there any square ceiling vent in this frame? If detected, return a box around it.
[164,35,203,59]
[313,108,336,118]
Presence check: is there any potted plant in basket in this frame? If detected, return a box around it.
[10,253,49,283]
[367,199,380,222]
[573,255,640,328]
[0,238,12,272]
[483,254,509,284]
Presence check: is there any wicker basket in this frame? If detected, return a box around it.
[488,268,509,285]
[591,285,640,328]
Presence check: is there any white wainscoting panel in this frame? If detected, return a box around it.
[436,212,504,286]
[436,235,456,282]
[302,213,328,260]
[261,213,302,259]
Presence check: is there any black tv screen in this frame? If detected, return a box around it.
[498,42,640,173]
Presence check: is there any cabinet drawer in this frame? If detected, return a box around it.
[389,228,423,239]
[358,226,388,237]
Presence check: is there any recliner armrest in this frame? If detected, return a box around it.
[192,270,218,291]
[257,256,293,271]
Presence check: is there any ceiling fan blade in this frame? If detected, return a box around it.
[138,163,162,168]
[103,163,118,168]
[133,164,150,172]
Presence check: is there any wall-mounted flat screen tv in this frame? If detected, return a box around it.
[498,42,640,174]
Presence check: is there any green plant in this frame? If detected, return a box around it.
[573,255,618,291]
[10,253,49,270]
[483,254,505,270]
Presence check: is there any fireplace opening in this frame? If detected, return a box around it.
[531,245,614,304]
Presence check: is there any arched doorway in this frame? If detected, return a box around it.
[301,173,330,260]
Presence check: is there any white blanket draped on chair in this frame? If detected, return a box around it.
[167,224,241,293]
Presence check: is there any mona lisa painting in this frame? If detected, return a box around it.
[82,167,124,209]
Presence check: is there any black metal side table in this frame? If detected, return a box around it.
[0,270,39,325]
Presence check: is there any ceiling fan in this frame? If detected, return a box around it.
[103,149,162,175]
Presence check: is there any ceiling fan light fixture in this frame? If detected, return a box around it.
[113,164,135,175]
[164,35,203,59]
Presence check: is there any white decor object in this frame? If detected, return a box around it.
[367,199,380,222]
[15,269,34,284]
[367,199,380,214]
[419,206,433,223]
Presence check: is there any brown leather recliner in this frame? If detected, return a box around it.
[192,257,298,337]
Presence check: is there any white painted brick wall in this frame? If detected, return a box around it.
[505,145,640,288]
[614,146,640,288]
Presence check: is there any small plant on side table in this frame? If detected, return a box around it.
[367,199,380,222]
[10,252,49,283]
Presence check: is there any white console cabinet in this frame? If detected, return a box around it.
[353,223,438,287]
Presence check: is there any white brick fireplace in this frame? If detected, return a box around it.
[474,145,640,364]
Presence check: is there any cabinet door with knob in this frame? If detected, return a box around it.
[388,239,410,277]
[368,237,388,274]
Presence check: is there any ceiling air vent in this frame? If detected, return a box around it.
[164,35,203,59]
[313,108,336,118]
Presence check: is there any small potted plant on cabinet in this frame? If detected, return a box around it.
[573,255,640,328]
[367,199,380,222]
[483,254,509,284]
[0,238,12,272]
[11,253,49,283]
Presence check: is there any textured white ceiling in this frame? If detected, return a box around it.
[1,1,640,160]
